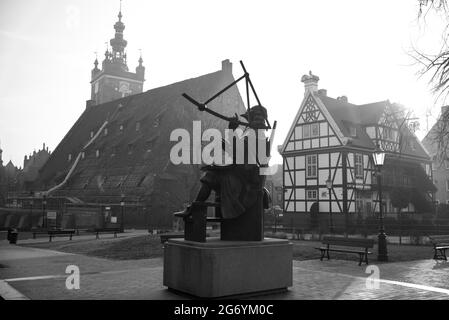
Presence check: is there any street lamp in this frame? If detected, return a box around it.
[120,194,125,233]
[372,148,388,262]
[326,176,334,234]
[270,181,277,233]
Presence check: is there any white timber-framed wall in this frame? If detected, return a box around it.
[279,73,434,229]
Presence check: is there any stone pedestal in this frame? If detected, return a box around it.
[163,238,292,298]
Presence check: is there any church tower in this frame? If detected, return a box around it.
[89,4,145,106]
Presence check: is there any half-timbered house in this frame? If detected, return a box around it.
[279,72,435,231]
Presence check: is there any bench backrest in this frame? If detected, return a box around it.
[94,227,120,232]
[49,230,75,234]
[322,236,374,248]
[430,235,449,245]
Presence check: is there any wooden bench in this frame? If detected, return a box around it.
[48,229,76,242]
[89,227,121,239]
[429,235,449,261]
[32,229,48,239]
[316,236,375,266]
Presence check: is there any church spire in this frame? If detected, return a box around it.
[136,49,145,81]
[110,0,128,70]
[89,0,145,106]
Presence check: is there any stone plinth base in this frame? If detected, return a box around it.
[163,238,292,298]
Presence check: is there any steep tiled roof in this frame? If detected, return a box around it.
[37,64,246,202]
[315,93,430,160]
[316,94,376,149]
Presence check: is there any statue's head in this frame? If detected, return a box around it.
[241,105,268,129]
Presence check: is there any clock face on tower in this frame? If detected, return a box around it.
[119,81,131,97]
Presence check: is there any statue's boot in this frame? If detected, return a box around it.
[173,205,192,218]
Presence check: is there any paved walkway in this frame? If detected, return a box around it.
[1,240,449,300]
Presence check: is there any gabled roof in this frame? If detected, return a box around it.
[280,90,430,161]
[317,93,429,160]
[316,94,378,149]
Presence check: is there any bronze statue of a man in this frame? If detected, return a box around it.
[175,105,270,219]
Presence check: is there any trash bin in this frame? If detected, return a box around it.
[9,229,18,244]
[7,228,14,241]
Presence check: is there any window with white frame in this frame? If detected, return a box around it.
[306,189,318,200]
[306,155,317,178]
[303,124,311,139]
[311,123,319,137]
[355,154,363,178]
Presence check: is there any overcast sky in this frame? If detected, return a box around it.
[0,0,447,166]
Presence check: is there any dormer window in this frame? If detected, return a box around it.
[90,131,94,138]
[96,149,100,158]
[410,139,416,151]
[383,127,393,140]
[119,124,124,133]
[349,126,357,137]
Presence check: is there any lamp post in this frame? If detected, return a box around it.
[42,195,47,229]
[120,194,125,233]
[270,180,277,233]
[326,176,334,234]
[372,149,388,262]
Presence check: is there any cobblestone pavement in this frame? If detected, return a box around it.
[1,242,449,300]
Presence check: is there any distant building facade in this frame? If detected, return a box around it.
[279,72,435,231]
[22,143,51,188]
[422,106,449,206]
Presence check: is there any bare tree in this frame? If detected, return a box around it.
[411,1,449,160]
[413,0,449,100]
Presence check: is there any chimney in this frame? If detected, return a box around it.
[301,71,319,96]
[86,99,95,109]
[221,59,232,74]
[318,89,327,96]
[337,95,348,103]
[442,105,449,115]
